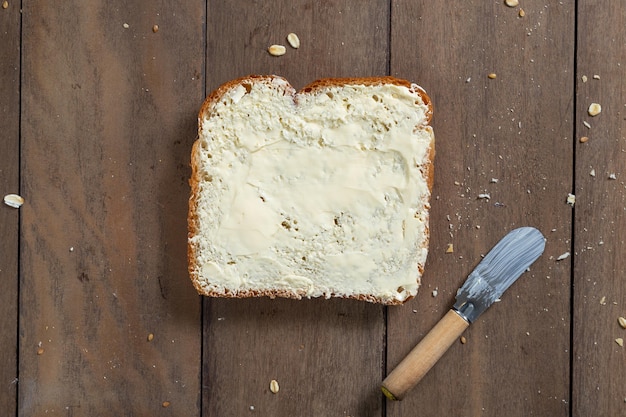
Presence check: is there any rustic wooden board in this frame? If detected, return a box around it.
[203,1,389,416]
[6,0,626,415]
[19,1,204,414]
[0,0,21,413]
[572,2,626,415]
[387,1,574,415]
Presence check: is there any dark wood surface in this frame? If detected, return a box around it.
[1,1,624,416]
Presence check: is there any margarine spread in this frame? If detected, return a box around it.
[190,78,433,303]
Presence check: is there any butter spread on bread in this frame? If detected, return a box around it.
[188,75,434,304]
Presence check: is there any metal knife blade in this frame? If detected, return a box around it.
[453,226,545,323]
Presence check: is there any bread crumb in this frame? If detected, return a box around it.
[488,73,497,79]
[556,252,570,261]
[460,336,467,344]
[582,75,588,82]
[618,317,626,329]
[162,401,171,408]
[37,348,44,355]
[4,194,24,208]
[287,33,300,49]
[590,169,596,177]
[445,243,454,254]
[123,23,129,29]
[269,379,279,394]
[432,289,438,297]
[147,333,154,342]
[579,136,588,143]
[504,0,519,6]
[583,121,591,129]
[152,24,159,33]
[1,1,7,9]
[600,296,607,305]
[268,44,286,56]
[593,74,600,80]
[616,338,624,347]
[608,173,617,180]
[588,103,601,116]
[477,193,491,200]
[566,193,575,207]
[518,8,525,17]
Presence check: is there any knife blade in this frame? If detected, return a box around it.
[381,227,546,401]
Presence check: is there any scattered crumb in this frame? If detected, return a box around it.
[445,243,454,254]
[518,8,525,17]
[477,193,491,200]
[593,74,600,80]
[583,121,591,129]
[147,333,154,342]
[123,23,130,29]
[618,317,626,329]
[269,379,280,394]
[616,338,624,347]
[432,289,438,297]
[504,0,519,6]
[582,75,588,82]
[4,193,24,208]
[460,336,467,344]
[286,33,300,49]
[579,136,588,143]
[588,103,601,117]
[37,348,44,355]
[590,169,596,177]
[152,24,159,33]
[600,296,607,305]
[556,252,570,261]
[566,193,575,207]
[162,401,171,408]
[608,173,617,180]
[1,1,7,9]
[490,178,499,183]
[488,73,497,79]
[268,44,286,56]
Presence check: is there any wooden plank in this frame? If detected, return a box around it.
[203,1,389,416]
[19,1,204,414]
[0,0,21,412]
[206,0,390,91]
[572,2,626,415]
[387,1,574,415]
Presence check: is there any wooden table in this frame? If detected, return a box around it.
[1,1,624,415]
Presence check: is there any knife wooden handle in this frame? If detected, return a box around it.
[381,309,469,401]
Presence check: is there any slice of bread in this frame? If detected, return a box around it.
[188,75,434,304]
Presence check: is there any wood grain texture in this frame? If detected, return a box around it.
[19,1,204,414]
[0,0,20,413]
[387,1,574,415]
[573,2,626,415]
[203,1,389,416]
[206,0,389,92]
[8,0,626,415]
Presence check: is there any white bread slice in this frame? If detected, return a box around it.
[188,75,434,304]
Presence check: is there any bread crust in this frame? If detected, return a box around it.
[189,75,434,305]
